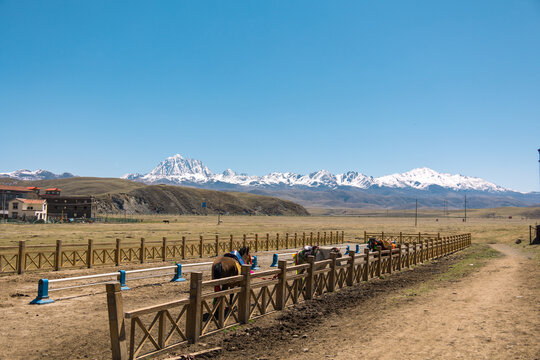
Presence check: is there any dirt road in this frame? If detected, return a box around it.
[206,244,539,360]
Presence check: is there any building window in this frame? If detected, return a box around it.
[28,206,33,210]
[12,212,17,218]
[12,203,18,210]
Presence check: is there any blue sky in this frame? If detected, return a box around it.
[1,1,539,192]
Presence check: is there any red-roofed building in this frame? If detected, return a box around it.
[0,185,40,218]
[45,188,61,196]
[8,198,47,221]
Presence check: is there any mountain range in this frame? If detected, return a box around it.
[2,154,539,209]
[123,154,508,192]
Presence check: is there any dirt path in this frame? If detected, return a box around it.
[207,244,539,360]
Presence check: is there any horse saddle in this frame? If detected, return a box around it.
[225,250,246,265]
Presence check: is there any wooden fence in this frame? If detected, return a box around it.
[364,231,445,244]
[0,231,344,274]
[106,232,471,360]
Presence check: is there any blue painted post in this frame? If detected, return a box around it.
[118,270,130,290]
[345,245,350,255]
[270,253,278,267]
[251,256,260,271]
[170,263,186,282]
[356,244,360,254]
[30,279,54,305]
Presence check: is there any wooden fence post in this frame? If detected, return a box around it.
[255,234,259,253]
[317,232,320,245]
[310,232,314,246]
[17,240,26,274]
[182,236,186,260]
[294,233,298,248]
[329,231,333,244]
[347,252,355,286]
[364,231,367,244]
[419,241,423,263]
[399,232,403,244]
[328,252,337,292]
[266,233,270,251]
[437,233,441,258]
[397,244,402,271]
[302,232,306,247]
[388,248,393,274]
[305,256,315,299]
[162,237,167,262]
[324,232,327,245]
[342,231,345,244]
[276,233,280,250]
[115,238,121,266]
[239,265,252,324]
[215,235,219,257]
[158,310,166,350]
[377,248,382,277]
[243,234,247,249]
[140,238,145,264]
[413,242,417,265]
[55,240,62,271]
[87,239,93,268]
[276,260,287,310]
[406,243,411,268]
[229,235,234,252]
[199,236,203,258]
[106,282,128,360]
[186,272,202,344]
[363,248,370,281]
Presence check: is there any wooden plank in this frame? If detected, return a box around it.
[186,272,202,344]
[106,282,128,360]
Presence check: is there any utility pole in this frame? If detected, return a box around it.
[464,195,467,222]
[443,199,446,219]
[217,199,222,225]
[415,198,418,227]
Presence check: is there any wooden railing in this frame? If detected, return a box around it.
[0,231,345,274]
[364,231,445,244]
[106,233,472,360]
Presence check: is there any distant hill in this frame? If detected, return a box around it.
[0,177,309,216]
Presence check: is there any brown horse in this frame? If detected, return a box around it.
[211,246,251,292]
[208,247,251,320]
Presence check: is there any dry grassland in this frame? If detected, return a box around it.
[1,208,538,259]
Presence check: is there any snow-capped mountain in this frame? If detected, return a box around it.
[0,169,75,181]
[125,154,213,184]
[123,154,509,193]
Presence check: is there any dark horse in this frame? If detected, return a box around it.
[206,247,251,321]
[294,245,342,270]
[211,246,251,292]
[367,237,394,252]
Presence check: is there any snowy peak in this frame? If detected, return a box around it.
[122,154,510,192]
[124,154,213,183]
[373,167,506,192]
[0,169,75,181]
[336,171,372,188]
[148,154,213,177]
